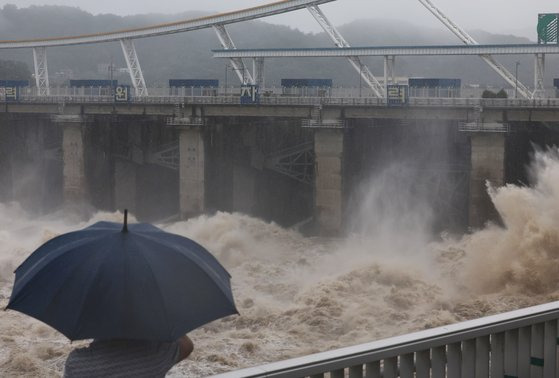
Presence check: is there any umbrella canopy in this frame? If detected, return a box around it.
[6,212,237,341]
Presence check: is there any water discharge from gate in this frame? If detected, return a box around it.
[0,149,558,376]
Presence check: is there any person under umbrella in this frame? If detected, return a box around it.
[64,335,194,377]
[6,210,238,377]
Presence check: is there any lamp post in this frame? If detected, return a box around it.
[514,61,520,99]
[109,57,115,102]
[224,64,228,96]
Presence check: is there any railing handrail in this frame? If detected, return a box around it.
[210,301,559,377]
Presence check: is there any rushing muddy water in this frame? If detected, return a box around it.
[1,149,559,377]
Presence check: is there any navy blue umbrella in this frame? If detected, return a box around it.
[6,211,238,341]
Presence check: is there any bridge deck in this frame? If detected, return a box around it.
[3,95,559,123]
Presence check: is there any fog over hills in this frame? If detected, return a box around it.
[0,4,556,88]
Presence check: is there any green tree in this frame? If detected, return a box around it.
[495,89,508,98]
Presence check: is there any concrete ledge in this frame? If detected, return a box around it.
[7,104,60,114]
[0,102,558,123]
[51,114,84,123]
[203,105,311,118]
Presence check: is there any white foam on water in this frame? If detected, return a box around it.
[454,148,559,296]
[1,150,559,376]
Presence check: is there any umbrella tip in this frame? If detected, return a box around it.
[122,209,128,233]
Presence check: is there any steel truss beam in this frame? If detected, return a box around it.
[307,5,385,98]
[534,53,546,98]
[418,0,533,99]
[120,38,148,97]
[32,47,50,96]
[148,142,179,170]
[265,141,314,185]
[252,57,265,87]
[213,25,254,84]
[384,55,396,86]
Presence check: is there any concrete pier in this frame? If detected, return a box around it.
[314,128,344,234]
[0,106,548,233]
[179,127,205,218]
[56,115,87,203]
[469,133,506,228]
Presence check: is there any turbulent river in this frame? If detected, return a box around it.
[1,149,559,377]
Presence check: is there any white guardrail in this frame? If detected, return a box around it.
[210,301,559,378]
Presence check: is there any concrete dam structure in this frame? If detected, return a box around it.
[1,99,558,234]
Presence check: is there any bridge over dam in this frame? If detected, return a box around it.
[0,0,558,233]
[1,0,559,233]
[2,94,559,233]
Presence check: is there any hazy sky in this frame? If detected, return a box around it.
[0,0,555,39]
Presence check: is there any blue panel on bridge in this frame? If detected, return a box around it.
[69,80,118,87]
[0,80,29,87]
[169,79,219,87]
[281,79,332,87]
[409,78,461,88]
[554,79,559,88]
[240,85,259,104]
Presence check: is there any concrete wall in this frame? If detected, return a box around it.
[114,159,137,214]
[0,121,12,203]
[83,118,114,211]
[16,122,46,209]
[203,118,314,226]
[205,122,234,213]
[109,118,180,221]
[62,122,87,203]
[0,117,58,210]
[112,122,142,214]
[232,165,257,214]
[2,110,549,236]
